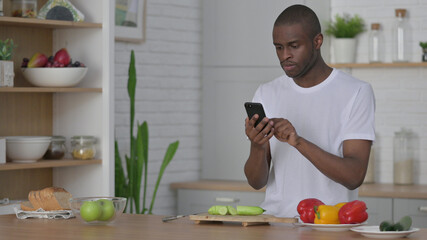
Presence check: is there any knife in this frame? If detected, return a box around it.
[162,214,188,222]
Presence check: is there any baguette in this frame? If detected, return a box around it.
[23,187,72,211]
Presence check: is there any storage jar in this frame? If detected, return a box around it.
[43,136,66,160]
[12,0,37,18]
[71,136,96,160]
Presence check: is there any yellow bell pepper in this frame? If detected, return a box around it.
[335,202,347,210]
[314,205,340,224]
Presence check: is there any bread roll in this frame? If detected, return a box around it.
[22,187,72,211]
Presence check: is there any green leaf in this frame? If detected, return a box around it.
[148,141,179,214]
[325,14,365,38]
[114,140,127,197]
[133,121,147,214]
[140,121,149,214]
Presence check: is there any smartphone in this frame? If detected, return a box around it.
[244,102,266,127]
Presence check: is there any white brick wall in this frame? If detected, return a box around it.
[331,1,427,184]
[114,0,202,215]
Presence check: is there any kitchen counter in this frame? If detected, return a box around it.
[170,180,427,199]
[0,214,424,240]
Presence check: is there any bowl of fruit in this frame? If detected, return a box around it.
[21,48,88,87]
[70,197,126,225]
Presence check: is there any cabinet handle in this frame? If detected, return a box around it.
[215,197,240,203]
[419,206,427,212]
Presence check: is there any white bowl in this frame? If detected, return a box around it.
[21,67,88,87]
[6,136,51,163]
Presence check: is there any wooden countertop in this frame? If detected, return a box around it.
[0,214,424,240]
[170,180,427,199]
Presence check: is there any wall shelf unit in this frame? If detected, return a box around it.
[0,159,102,171]
[0,0,113,200]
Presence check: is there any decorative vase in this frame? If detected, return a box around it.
[0,60,14,87]
[332,38,357,64]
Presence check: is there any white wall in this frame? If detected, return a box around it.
[331,0,427,184]
[114,0,202,215]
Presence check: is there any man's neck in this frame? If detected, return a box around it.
[293,59,333,88]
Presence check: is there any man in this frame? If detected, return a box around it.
[244,4,375,217]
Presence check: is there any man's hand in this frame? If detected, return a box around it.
[245,114,274,147]
[271,118,299,147]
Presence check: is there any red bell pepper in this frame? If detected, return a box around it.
[297,198,325,223]
[338,200,368,224]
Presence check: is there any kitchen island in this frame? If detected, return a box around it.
[0,214,424,240]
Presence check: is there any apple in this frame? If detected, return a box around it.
[80,201,102,222]
[27,53,48,68]
[97,199,115,221]
[53,48,71,66]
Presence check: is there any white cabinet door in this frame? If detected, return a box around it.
[359,197,393,225]
[393,198,427,228]
[177,189,265,215]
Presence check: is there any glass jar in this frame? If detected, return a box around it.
[392,9,410,62]
[393,128,414,185]
[12,0,37,18]
[43,136,67,160]
[71,136,96,160]
[369,23,383,63]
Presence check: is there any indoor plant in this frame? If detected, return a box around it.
[115,50,179,214]
[0,38,16,87]
[325,14,365,63]
[419,42,427,62]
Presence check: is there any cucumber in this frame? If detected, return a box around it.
[398,216,412,231]
[227,206,237,216]
[217,205,228,215]
[379,221,392,231]
[208,205,218,215]
[236,206,265,216]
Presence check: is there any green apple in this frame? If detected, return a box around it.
[97,199,115,221]
[80,201,102,222]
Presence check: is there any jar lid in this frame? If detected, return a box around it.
[371,23,380,30]
[71,136,96,144]
[51,135,66,142]
[395,9,406,18]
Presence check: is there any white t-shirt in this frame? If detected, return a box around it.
[252,68,375,217]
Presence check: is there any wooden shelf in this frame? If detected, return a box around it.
[0,159,102,171]
[330,62,427,68]
[0,87,102,93]
[0,16,102,29]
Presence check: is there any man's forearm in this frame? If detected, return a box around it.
[294,137,371,190]
[244,143,271,190]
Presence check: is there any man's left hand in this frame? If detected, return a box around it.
[271,118,300,147]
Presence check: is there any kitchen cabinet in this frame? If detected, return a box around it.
[0,0,114,200]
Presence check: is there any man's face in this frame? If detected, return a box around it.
[272,23,317,79]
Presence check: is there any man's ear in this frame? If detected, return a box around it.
[313,33,323,49]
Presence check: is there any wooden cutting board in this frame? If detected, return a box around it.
[189,213,298,227]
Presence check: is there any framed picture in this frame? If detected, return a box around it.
[115,0,146,42]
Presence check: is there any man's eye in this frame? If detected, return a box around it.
[290,44,298,49]
[275,46,283,50]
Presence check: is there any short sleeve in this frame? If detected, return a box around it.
[342,83,376,141]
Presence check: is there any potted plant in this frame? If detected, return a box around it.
[115,50,179,214]
[419,42,427,62]
[0,38,16,87]
[325,14,365,63]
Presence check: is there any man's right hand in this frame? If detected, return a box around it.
[245,114,274,147]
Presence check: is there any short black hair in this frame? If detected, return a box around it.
[274,4,321,39]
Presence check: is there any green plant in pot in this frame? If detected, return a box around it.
[419,42,427,62]
[325,14,365,63]
[115,50,179,214]
[0,38,16,87]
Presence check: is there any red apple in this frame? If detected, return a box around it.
[53,48,71,66]
[27,53,48,68]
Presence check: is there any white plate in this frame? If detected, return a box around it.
[351,225,419,239]
[301,222,364,232]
